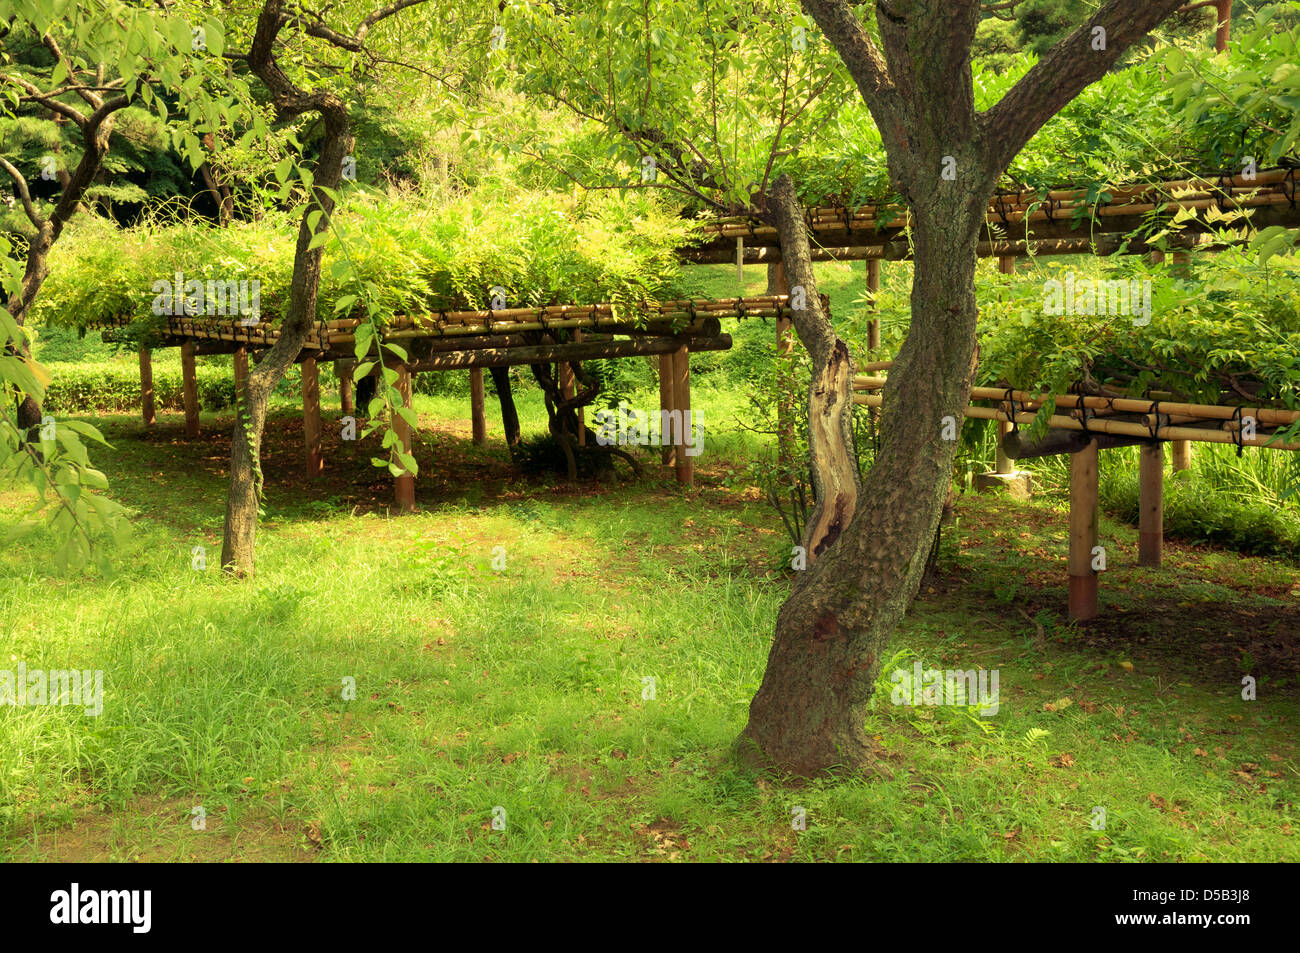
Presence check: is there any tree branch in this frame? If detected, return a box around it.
[0,157,46,230]
[801,0,905,139]
[980,0,1188,174]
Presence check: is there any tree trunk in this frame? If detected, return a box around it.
[489,365,521,447]
[220,106,350,573]
[3,108,120,438]
[742,202,983,775]
[765,175,859,560]
[6,221,53,438]
[744,0,1194,775]
[220,2,355,575]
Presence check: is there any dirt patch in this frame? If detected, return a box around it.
[5,794,313,863]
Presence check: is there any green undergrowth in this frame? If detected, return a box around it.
[0,402,1295,862]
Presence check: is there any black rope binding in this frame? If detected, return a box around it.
[994,191,1012,227]
[1232,405,1245,458]
[1147,399,1162,440]
[1004,388,1019,435]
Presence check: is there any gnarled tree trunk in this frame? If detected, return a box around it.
[743,195,984,774]
[765,175,859,560]
[741,0,1190,775]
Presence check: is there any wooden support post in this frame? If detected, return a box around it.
[181,340,199,438]
[394,363,415,512]
[1170,249,1191,278]
[1214,0,1231,51]
[1068,438,1100,622]
[573,328,585,446]
[234,347,249,411]
[1172,439,1193,473]
[997,255,1015,275]
[302,356,323,478]
[866,258,881,351]
[139,347,156,428]
[672,343,693,486]
[337,359,354,415]
[469,367,487,447]
[996,419,1013,475]
[659,353,675,467]
[1139,441,1164,568]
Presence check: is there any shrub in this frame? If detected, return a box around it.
[1102,469,1300,559]
[42,361,235,414]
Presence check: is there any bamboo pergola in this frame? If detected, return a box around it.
[94,296,810,502]
[685,168,1300,263]
[852,365,1300,621]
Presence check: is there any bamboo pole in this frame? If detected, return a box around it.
[394,364,415,512]
[1139,441,1164,567]
[302,356,323,478]
[1069,439,1100,621]
[181,340,199,438]
[1172,439,1193,472]
[673,343,693,486]
[139,347,156,428]
[469,367,487,447]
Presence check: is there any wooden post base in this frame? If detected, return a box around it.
[181,341,199,438]
[672,344,693,486]
[139,348,156,428]
[1138,441,1163,567]
[1068,438,1099,621]
[659,353,675,467]
[469,367,487,447]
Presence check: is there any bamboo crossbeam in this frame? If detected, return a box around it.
[406,334,731,372]
[852,393,1300,450]
[95,296,794,348]
[852,373,1300,427]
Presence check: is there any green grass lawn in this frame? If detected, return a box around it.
[1,387,1297,862]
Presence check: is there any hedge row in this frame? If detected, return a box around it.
[42,361,236,415]
[1102,471,1300,559]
